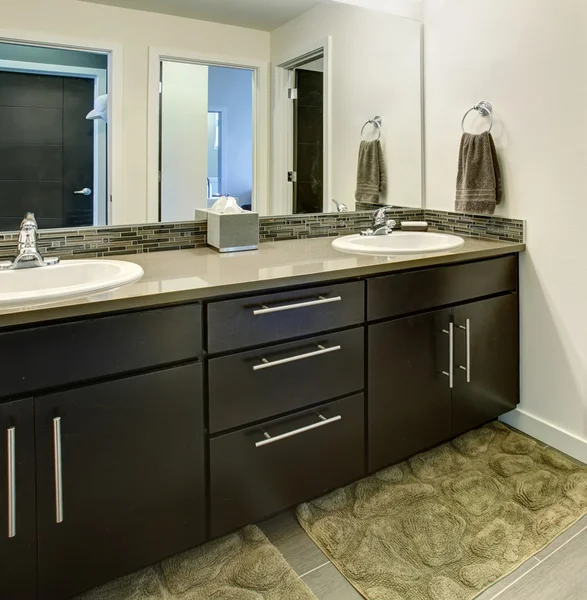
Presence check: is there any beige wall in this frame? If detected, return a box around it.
[423,0,587,459]
[271,2,422,211]
[0,0,270,224]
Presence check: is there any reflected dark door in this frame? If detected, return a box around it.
[0,71,94,230]
[293,68,324,214]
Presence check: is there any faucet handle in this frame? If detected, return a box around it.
[21,212,38,228]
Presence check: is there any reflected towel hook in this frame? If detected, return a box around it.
[361,116,382,141]
[461,101,493,133]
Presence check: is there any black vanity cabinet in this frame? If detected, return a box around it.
[0,399,37,600]
[451,293,519,436]
[367,256,519,472]
[368,309,453,472]
[34,364,206,600]
[0,252,523,600]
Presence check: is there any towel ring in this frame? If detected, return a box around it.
[361,116,382,141]
[461,101,493,134]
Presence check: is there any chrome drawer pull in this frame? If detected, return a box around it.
[53,417,64,524]
[253,295,342,316]
[7,427,15,538]
[253,344,342,371]
[458,319,472,383]
[255,413,342,448]
[441,323,454,389]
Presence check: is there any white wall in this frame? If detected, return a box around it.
[271,2,422,211]
[0,0,270,225]
[160,62,208,222]
[208,66,254,207]
[333,0,423,21]
[423,0,587,460]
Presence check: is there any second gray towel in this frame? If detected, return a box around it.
[456,131,502,214]
[355,140,387,204]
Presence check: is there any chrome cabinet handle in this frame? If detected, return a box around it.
[74,188,92,196]
[256,413,342,448]
[53,417,64,524]
[253,295,342,316]
[253,344,342,371]
[7,427,15,538]
[442,323,454,389]
[458,319,472,383]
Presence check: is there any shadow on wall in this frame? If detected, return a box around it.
[516,250,587,445]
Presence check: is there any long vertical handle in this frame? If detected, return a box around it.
[7,427,15,538]
[53,417,64,524]
[442,323,454,389]
[458,319,472,383]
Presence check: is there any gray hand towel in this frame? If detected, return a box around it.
[456,131,502,215]
[355,140,387,204]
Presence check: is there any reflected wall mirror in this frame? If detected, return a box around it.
[0,0,422,233]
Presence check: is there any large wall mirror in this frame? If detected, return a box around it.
[0,0,422,233]
[151,2,423,220]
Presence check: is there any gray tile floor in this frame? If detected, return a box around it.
[258,431,587,600]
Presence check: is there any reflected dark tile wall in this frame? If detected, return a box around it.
[294,69,324,214]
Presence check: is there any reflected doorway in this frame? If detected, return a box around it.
[159,61,254,222]
[292,57,324,214]
[0,42,109,230]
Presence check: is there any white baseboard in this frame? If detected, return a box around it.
[500,409,587,463]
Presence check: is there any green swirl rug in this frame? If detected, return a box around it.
[76,525,316,599]
[297,422,587,600]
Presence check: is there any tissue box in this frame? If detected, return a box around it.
[196,208,259,253]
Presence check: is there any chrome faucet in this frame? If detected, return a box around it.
[0,213,59,270]
[361,206,397,236]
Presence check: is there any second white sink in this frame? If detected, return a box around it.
[332,231,465,256]
[0,259,144,308]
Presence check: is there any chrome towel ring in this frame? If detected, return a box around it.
[461,101,493,134]
[361,116,382,141]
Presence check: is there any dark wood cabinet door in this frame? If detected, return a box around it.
[35,364,206,600]
[368,309,452,472]
[452,294,520,436]
[0,399,36,600]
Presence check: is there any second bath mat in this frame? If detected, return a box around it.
[77,525,316,600]
[297,422,587,600]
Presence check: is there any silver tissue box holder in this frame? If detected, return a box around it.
[196,208,259,253]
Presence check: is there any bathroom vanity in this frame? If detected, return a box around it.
[0,239,522,599]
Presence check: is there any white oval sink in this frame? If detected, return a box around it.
[0,259,144,307]
[332,232,465,256]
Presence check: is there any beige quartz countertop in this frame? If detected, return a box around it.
[0,236,525,328]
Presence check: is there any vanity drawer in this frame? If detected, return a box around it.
[209,327,364,433]
[0,304,202,398]
[210,393,365,537]
[207,281,365,353]
[367,255,517,321]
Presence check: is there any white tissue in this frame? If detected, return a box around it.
[210,196,245,214]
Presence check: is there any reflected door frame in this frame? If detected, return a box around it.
[0,28,123,227]
[147,47,269,222]
[272,36,332,216]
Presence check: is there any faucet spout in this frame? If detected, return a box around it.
[361,206,397,237]
[0,212,60,270]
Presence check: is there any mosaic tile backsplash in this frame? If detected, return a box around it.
[0,207,523,260]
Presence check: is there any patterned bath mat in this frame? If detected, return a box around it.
[297,422,587,600]
[77,525,316,599]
